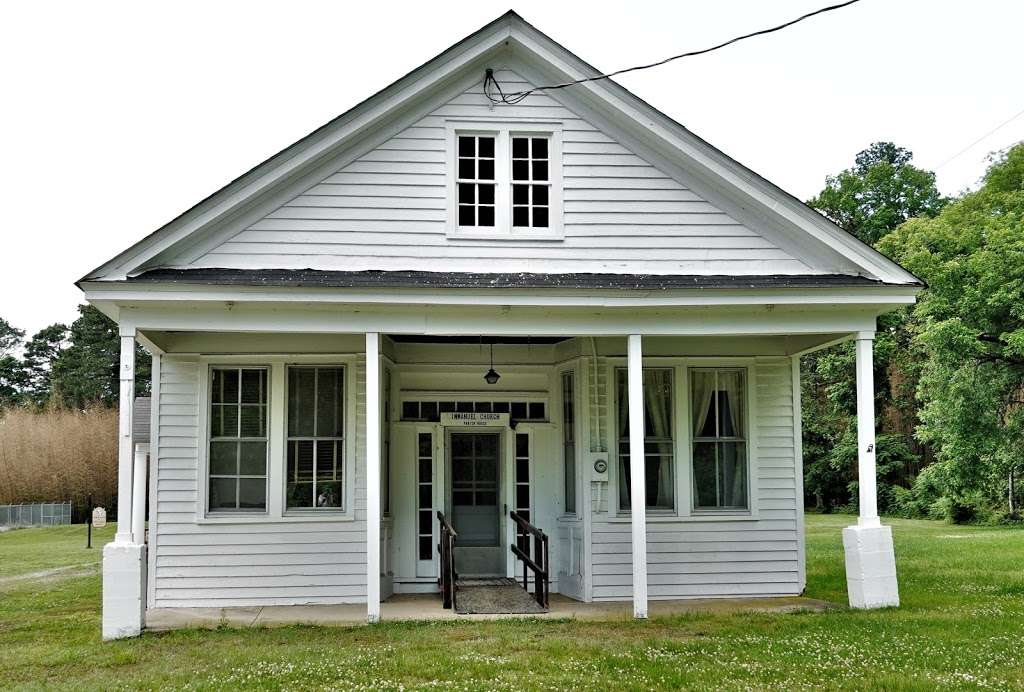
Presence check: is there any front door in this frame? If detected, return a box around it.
[449,432,504,576]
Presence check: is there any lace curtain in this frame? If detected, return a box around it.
[617,369,673,510]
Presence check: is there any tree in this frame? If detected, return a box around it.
[0,318,23,357]
[810,142,947,246]
[801,142,945,510]
[51,306,150,408]
[0,318,26,407]
[879,144,1024,517]
[20,323,69,407]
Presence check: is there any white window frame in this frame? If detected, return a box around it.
[283,364,349,515]
[689,366,752,514]
[606,357,760,522]
[558,365,582,519]
[195,355,357,524]
[206,365,271,515]
[613,365,677,515]
[445,120,564,240]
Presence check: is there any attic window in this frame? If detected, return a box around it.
[447,123,563,239]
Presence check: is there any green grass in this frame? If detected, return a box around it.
[1,516,1023,690]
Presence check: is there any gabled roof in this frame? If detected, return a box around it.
[80,10,921,287]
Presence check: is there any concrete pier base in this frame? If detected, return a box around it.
[842,524,899,609]
[102,542,147,640]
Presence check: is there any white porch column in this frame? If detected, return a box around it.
[627,334,648,619]
[365,332,381,623]
[842,331,900,609]
[131,443,149,545]
[115,333,135,544]
[103,329,146,640]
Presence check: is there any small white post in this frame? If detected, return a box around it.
[842,331,899,608]
[627,334,648,619]
[115,333,135,544]
[131,444,149,545]
[365,332,381,623]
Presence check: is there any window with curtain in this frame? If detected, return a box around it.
[286,366,345,511]
[690,368,748,511]
[208,367,268,512]
[616,368,674,511]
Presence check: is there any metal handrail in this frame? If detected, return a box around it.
[509,510,549,609]
[437,511,458,610]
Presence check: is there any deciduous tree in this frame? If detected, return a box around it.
[879,144,1024,517]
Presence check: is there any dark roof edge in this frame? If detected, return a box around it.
[117,268,921,290]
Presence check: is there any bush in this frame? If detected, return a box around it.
[0,406,117,515]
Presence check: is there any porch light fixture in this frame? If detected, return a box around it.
[484,343,501,385]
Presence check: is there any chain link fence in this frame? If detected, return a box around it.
[0,502,72,527]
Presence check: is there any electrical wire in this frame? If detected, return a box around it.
[933,106,1024,170]
[484,0,864,105]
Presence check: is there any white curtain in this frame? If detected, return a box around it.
[719,370,743,439]
[645,370,673,508]
[691,370,716,438]
[719,370,746,507]
[618,369,674,509]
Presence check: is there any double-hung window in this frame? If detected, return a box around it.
[616,368,675,511]
[690,368,749,511]
[448,125,562,237]
[286,366,345,511]
[208,367,269,512]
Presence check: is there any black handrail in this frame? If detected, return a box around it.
[509,510,549,609]
[437,511,458,610]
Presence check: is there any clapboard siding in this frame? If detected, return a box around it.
[197,68,811,275]
[589,358,802,601]
[151,357,369,608]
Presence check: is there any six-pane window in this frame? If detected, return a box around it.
[691,368,748,510]
[208,367,269,512]
[511,136,550,228]
[286,366,345,511]
[617,368,675,511]
[456,135,496,227]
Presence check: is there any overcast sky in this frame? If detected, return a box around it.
[2,0,1022,337]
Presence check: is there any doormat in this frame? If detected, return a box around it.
[454,578,547,615]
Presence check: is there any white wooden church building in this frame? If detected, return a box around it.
[81,12,913,639]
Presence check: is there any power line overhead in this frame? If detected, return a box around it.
[485,0,864,105]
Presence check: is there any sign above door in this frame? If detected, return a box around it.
[440,412,510,428]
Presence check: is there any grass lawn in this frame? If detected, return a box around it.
[2,516,1023,690]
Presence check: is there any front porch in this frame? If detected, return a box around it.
[93,290,908,637]
[145,592,831,631]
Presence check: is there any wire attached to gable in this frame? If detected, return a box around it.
[484,0,863,105]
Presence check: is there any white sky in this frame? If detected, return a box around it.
[1,0,1022,337]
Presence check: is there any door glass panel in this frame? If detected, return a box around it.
[450,433,500,548]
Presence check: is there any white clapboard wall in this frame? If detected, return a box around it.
[194,67,812,276]
[588,358,803,600]
[150,357,368,607]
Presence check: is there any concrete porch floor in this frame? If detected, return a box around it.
[146,593,831,631]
